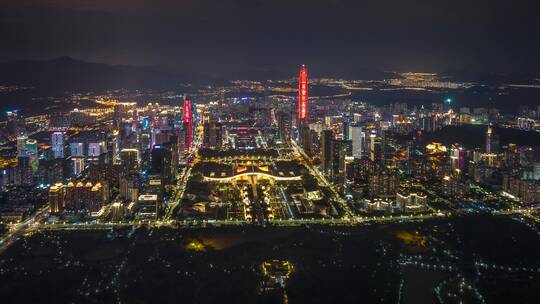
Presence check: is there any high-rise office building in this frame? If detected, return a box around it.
[297,65,309,122]
[120,148,140,176]
[350,126,365,159]
[15,156,33,186]
[71,157,85,176]
[320,130,334,176]
[330,139,348,190]
[111,130,121,165]
[277,111,291,143]
[203,122,223,149]
[16,134,28,157]
[300,124,312,155]
[343,120,351,140]
[183,98,193,153]
[486,125,492,153]
[150,141,177,185]
[450,144,465,172]
[119,176,139,202]
[365,131,383,162]
[51,131,65,159]
[69,142,85,157]
[25,139,38,172]
[342,140,353,157]
[36,159,64,185]
[113,102,136,129]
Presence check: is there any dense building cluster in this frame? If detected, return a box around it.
[0,66,540,224]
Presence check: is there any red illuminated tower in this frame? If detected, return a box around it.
[297,65,309,122]
[183,97,193,153]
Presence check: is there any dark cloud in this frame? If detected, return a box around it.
[1,0,539,77]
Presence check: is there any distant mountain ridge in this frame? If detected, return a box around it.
[0,57,198,92]
[0,57,404,92]
[11,57,535,92]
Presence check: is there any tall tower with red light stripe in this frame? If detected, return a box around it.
[183,97,193,153]
[297,65,309,122]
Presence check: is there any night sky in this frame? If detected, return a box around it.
[2,0,540,76]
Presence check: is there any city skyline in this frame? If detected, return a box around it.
[1,62,540,303]
[1,1,540,303]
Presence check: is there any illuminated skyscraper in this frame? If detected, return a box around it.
[330,139,348,190]
[49,183,65,214]
[450,144,465,172]
[51,131,65,159]
[300,124,312,155]
[71,157,85,176]
[350,126,365,159]
[16,134,28,157]
[277,111,291,143]
[320,130,334,176]
[297,65,308,122]
[203,122,223,149]
[69,142,84,157]
[183,97,193,153]
[150,141,177,186]
[25,139,38,172]
[15,156,33,186]
[120,148,140,176]
[369,133,377,161]
[486,125,492,153]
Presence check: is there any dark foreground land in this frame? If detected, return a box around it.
[0,215,539,304]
